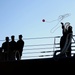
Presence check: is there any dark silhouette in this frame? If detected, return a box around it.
[60,22,68,55]
[10,35,17,60]
[53,22,73,59]
[53,22,67,58]
[66,26,73,57]
[2,37,10,61]
[0,47,3,61]
[61,22,67,36]
[16,35,24,60]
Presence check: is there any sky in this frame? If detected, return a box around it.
[0,0,75,59]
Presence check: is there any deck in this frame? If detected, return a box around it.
[0,57,75,74]
[0,35,75,74]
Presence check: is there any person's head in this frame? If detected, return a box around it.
[68,26,72,33]
[5,37,9,42]
[19,35,23,40]
[11,35,15,41]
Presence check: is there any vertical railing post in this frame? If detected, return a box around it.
[53,37,56,57]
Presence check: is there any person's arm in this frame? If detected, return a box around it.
[1,43,5,52]
[23,41,24,47]
[61,22,64,29]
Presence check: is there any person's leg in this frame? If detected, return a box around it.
[66,50,71,57]
[19,50,23,60]
[16,51,20,60]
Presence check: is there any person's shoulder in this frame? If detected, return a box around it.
[17,40,19,42]
[23,40,24,42]
[2,42,6,44]
[2,42,6,45]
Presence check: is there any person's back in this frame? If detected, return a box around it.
[59,24,73,57]
[60,35,66,51]
[0,47,3,61]
[17,40,24,51]
[66,26,73,57]
[10,36,16,52]
[2,37,10,52]
[16,35,24,60]
[53,22,68,59]
[10,35,17,60]
[2,37,10,61]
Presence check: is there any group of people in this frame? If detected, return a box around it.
[53,22,73,59]
[0,34,24,61]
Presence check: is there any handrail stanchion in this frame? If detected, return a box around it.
[53,37,56,57]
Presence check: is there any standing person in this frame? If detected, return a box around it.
[60,22,68,52]
[60,23,73,57]
[2,37,10,61]
[66,26,73,57]
[10,35,17,60]
[53,22,68,58]
[16,35,24,60]
[0,47,3,61]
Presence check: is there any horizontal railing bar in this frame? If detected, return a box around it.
[24,44,54,47]
[23,47,53,50]
[23,51,53,54]
[22,55,53,58]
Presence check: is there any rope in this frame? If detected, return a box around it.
[49,13,71,33]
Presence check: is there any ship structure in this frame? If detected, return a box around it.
[0,22,75,74]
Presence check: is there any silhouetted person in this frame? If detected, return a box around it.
[16,35,24,60]
[2,37,10,61]
[53,22,68,58]
[60,22,68,53]
[10,35,17,60]
[53,22,73,60]
[61,22,68,36]
[0,47,3,61]
[66,26,73,57]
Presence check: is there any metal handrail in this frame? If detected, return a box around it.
[0,35,75,60]
[22,35,75,59]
